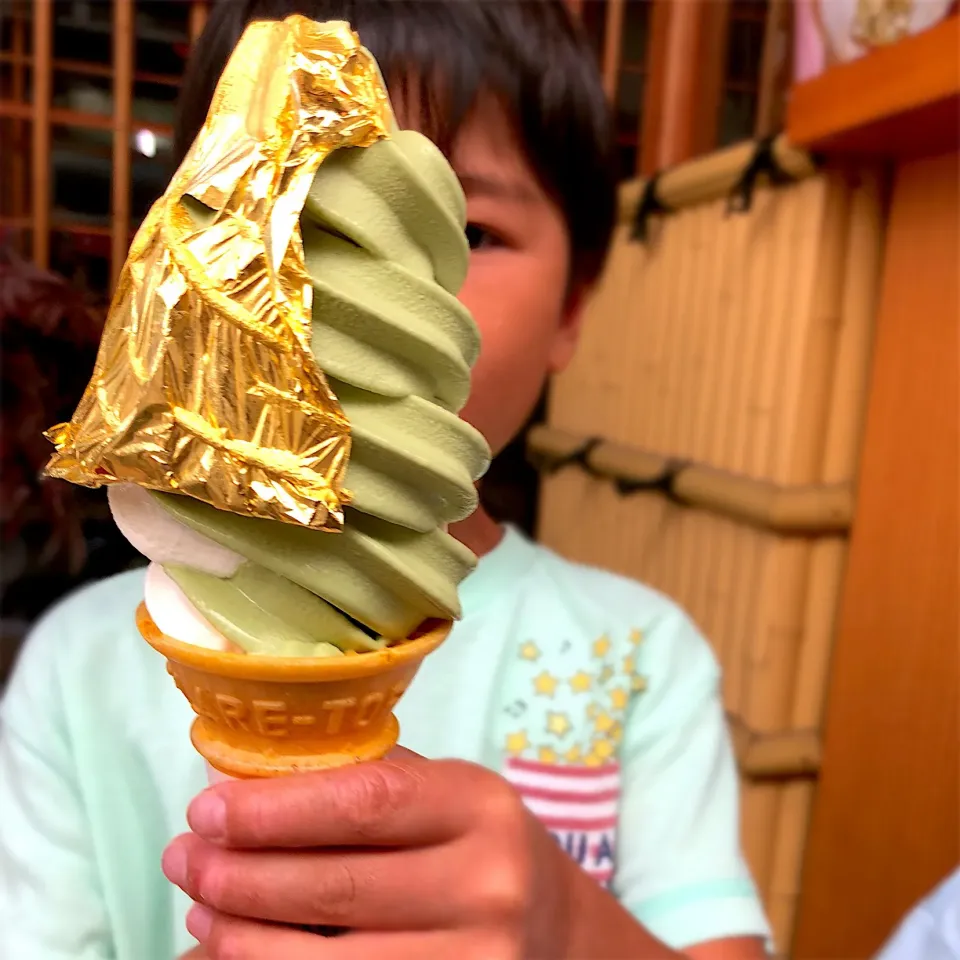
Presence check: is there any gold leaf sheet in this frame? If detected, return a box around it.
[45,15,393,529]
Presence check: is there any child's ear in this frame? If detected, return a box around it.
[547,283,589,374]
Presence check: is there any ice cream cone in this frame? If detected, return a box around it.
[137,603,449,778]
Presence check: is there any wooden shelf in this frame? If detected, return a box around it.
[787,16,960,158]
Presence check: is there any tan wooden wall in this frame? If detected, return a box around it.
[533,144,885,953]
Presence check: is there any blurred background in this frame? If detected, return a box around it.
[1,2,957,958]
[0,0,792,683]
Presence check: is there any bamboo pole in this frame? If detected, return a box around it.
[654,206,691,454]
[729,716,821,779]
[528,428,855,534]
[774,178,843,484]
[620,135,817,222]
[31,0,53,268]
[628,224,660,448]
[111,0,135,290]
[818,170,886,489]
[768,171,885,950]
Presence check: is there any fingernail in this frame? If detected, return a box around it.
[161,842,187,887]
[188,790,227,842]
[186,903,214,942]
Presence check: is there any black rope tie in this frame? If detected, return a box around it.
[543,436,602,476]
[728,135,793,215]
[615,458,689,503]
[631,171,671,243]
[542,437,689,504]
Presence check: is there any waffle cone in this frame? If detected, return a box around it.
[137,604,450,778]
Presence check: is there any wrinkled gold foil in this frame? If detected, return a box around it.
[45,16,394,529]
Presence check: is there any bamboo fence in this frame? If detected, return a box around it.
[533,138,885,953]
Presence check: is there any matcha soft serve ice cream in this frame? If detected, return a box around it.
[43,18,489,773]
[111,127,488,658]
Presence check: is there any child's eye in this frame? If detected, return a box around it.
[465,223,505,251]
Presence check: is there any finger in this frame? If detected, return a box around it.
[187,905,324,960]
[163,831,496,929]
[188,905,490,960]
[187,756,499,848]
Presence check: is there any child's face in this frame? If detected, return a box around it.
[432,97,584,456]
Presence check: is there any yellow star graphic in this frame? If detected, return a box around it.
[570,670,592,694]
[623,655,635,675]
[592,634,611,658]
[610,687,629,711]
[611,723,623,743]
[538,746,558,764]
[631,674,648,693]
[629,628,644,646]
[519,641,541,662]
[546,711,572,737]
[564,743,583,763]
[505,730,529,755]
[533,670,559,697]
[594,711,616,734]
[584,751,603,767]
[598,664,614,684]
[593,738,615,760]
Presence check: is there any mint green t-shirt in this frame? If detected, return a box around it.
[0,527,770,959]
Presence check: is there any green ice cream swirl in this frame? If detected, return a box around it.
[155,130,491,656]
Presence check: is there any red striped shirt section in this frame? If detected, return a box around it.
[504,759,620,888]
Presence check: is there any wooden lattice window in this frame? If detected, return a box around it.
[0,0,207,297]
[570,0,792,179]
[1,0,793,297]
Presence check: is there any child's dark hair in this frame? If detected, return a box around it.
[175,0,617,290]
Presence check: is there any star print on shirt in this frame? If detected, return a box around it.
[570,671,592,694]
[498,625,649,764]
[546,711,572,737]
[590,739,616,762]
[538,746,558,764]
[592,635,611,658]
[533,671,559,697]
[593,711,616,734]
[519,641,541,662]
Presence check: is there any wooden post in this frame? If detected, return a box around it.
[640,0,730,175]
[755,0,792,138]
[31,0,53,268]
[10,3,26,230]
[111,0,134,289]
[189,1,209,44]
[0,3,28,254]
[794,152,960,959]
[601,0,625,101]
